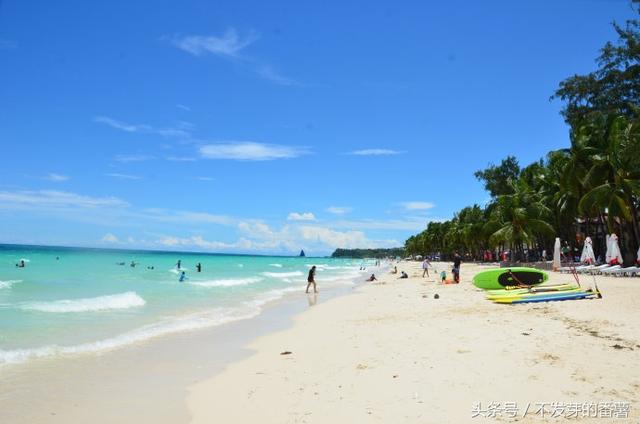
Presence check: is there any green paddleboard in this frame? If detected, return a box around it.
[472,267,548,290]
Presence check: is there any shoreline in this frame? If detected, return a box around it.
[187,261,640,423]
[0,270,366,424]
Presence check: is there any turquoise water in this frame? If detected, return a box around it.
[0,244,371,366]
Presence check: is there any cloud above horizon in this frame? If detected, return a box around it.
[0,190,129,210]
[102,233,119,243]
[349,148,405,156]
[401,201,435,210]
[169,28,298,86]
[105,173,143,180]
[43,173,70,182]
[94,116,191,138]
[326,206,352,215]
[114,154,156,163]
[199,142,309,161]
[287,212,316,221]
[170,28,258,58]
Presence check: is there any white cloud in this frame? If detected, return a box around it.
[0,190,129,210]
[44,173,70,182]
[170,28,298,86]
[332,218,431,232]
[154,221,397,255]
[94,116,190,138]
[255,65,299,86]
[326,206,352,215]
[170,28,258,58]
[199,142,309,161]
[165,156,197,162]
[287,212,316,221]
[114,154,155,163]
[144,209,237,226]
[105,173,142,180]
[196,177,215,181]
[349,149,405,156]
[176,104,191,111]
[102,233,119,243]
[401,201,435,210]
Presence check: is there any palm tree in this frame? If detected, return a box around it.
[487,179,555,261]
[578,113,640,263]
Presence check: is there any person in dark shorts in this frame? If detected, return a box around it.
[452,252,462,283]
[306,265,317,293]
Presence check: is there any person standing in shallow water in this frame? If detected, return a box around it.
[306,266,317,294]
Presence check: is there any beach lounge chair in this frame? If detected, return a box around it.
[576,265,597,274]
[603,266,640,277]
[591,264,620,275]
[558,264,590,273]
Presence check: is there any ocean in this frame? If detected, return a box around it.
[0,244,372,367]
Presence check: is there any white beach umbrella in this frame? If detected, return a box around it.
[553,237,561,270]
[605,234,612,263]
[608,233,623,265]
[580,237,596,264]
[637,246,640,264]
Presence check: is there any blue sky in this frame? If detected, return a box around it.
[0,0,635,255]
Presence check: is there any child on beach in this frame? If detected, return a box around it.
[440,270,447,283]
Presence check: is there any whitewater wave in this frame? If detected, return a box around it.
[0,280,21,289]
[269,263,283,268]
[0,306,258,366]
[188,277,263,288]
[19,292,146,313]
[0,286,302,366]
[262,271,304,279]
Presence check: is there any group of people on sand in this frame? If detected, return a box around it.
[387,253,463,284]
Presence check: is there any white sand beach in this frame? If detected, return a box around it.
[188,261,640,423]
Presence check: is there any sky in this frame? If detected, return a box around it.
[0,0,635,255]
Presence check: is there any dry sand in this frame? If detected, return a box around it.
[187,261,640,423]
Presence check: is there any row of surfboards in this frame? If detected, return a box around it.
[472,267,601,304]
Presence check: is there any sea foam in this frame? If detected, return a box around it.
[0,288,296,366]
[0,280,21,289]
[19,292,146,313]
[188,277,263,288]
[261,271,304,279]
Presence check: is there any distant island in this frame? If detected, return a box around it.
[331,248,405,259]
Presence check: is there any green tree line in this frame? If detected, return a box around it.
[331,248,406,259]
[406,4,640,265]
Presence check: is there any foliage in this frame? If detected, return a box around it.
[330,248,405,259]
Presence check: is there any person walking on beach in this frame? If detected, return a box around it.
[422,258,432,277]
[306,266,317,294]
[452,252,462,283]
[179,271,188,282]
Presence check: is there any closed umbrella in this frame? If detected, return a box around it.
[553,237,561,271]
[608,233,623,265]
[580,237,596,264]
[605,234,612,263]
[637,246,640,265]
